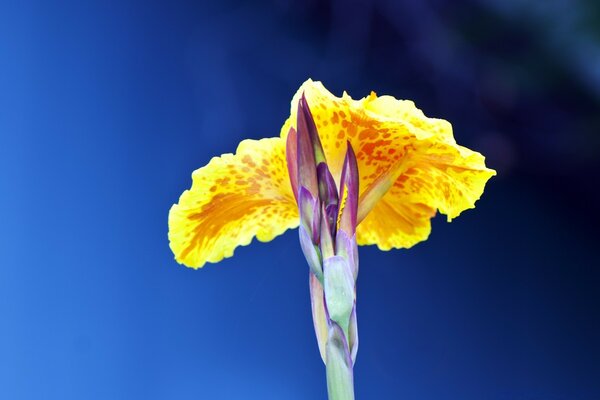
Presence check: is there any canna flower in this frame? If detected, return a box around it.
[169,79,494,267]
[168,79,495,399]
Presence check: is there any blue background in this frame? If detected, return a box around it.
[1,0,599,399]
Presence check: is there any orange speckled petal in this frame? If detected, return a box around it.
[168,137,299,268]
[280,80,457,196]
[281,79,495,250]
[356,200,437,250]
[356,142,495,250]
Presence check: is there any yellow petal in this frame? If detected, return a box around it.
[357,146,495,250]
[168,137,299,268]
[281,79,495,250]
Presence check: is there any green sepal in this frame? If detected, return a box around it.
[309,272,328,364]
[323,255,355,338]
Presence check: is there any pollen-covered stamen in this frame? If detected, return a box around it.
[336,186,348,232]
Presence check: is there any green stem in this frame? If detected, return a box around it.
[326,361,354,400]
[325,324,355,400]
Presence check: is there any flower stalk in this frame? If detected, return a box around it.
[289,95,360,399]
[168,79,496,400]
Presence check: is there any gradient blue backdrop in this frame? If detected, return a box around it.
[2,0,599,399]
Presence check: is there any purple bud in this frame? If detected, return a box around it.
[296,102,319,198]
[317,162,339,208]
[298,93,327,165]
[325,204,339,236]
[337,142,359,236]
[317,162,339,231]
[298,186,318,239]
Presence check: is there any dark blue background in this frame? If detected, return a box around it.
[2,0,599,399]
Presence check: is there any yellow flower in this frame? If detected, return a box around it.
[168,79,495,268]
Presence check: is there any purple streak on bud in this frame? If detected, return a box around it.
[348,306,358,366]
[310,273,329,364]
[298,186,317,239]
[300,225,323,280]
[298,93,327,165]
[320,203,334,260]
[338,142,359,236]
[285,127,299,203]
[335,230,358,280]
[311,197,321,244]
